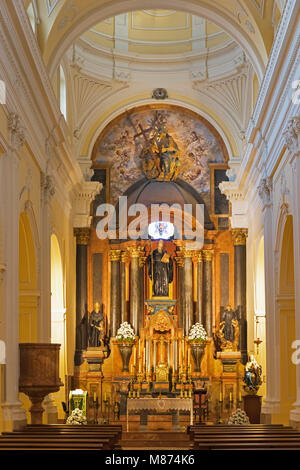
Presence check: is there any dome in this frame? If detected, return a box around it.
[119,178,214,230]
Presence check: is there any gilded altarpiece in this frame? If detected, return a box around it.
[74,105,247,426]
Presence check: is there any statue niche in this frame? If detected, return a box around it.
[214,305,240,352]
[88,302,105,348]
[147,240,173,297]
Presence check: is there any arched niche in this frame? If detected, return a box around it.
[50,233,66,419]
[277,215,296,424]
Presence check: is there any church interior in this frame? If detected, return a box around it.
[0,0,300,452]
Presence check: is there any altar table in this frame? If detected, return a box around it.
[126,397,193,431]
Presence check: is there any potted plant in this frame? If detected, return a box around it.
[116,322,135,372]
[188,323,208,372]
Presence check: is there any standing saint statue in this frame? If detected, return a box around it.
[147,240,173,297]
[88,302,105,347]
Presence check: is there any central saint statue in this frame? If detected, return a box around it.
[147,240,173,297]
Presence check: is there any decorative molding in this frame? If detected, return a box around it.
[284,116,300,157]
[41,172,55,204]
[46,0,60,16]
[219,181,248,229]
[258,176,272,207]
[7,113,25,150]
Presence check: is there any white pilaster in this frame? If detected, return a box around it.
[284,117,300,426]
[39,171,55,343]
[114,13,129,52]
[258,177,281,418]
[0,113,27,430]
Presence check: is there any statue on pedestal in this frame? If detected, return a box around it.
[88,302,105,348]
[147,240,173,297]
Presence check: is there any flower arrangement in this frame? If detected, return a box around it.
[228,408,250,425]
[116,322,135,343]
[66,408,87,425]
[188,323,208,343]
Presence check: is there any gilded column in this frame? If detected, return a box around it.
[74,228,90,366]
[175,255,185,329]
[202,250,213,337]
[109,249,121,337]
[128,246,143,335]
[232,229,248,364]
[195,251,203,325]
[183,249,194,336]
[120,251,128,324]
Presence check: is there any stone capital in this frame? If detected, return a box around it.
[109,249,121,261]
[284,116,300,157]
[231,228,248,245]
[74,227,90,245]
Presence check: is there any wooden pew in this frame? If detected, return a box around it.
[0,424,122,451]
[188,424,300,450]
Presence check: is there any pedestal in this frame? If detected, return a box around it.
[243,395,262,424]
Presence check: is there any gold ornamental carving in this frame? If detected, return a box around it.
[139,256,147,268]
[175,256,184,268]
[109,249,121,261]
[194,251,203,263]
[74,227,90,245]
[121,251,129,263]
[202,249,214,261]
[127,246,144,259]
[232,229,248,246]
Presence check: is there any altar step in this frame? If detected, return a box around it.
[120,431,191,450]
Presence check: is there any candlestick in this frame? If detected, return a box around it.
[134,346,137,366]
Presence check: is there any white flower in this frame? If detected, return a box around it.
[67,408,87,425]
[188,323,207,342]
[116,322,135,341]
[228,408,250,425]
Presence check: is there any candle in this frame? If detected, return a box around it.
[104,392,107,401]
[134,346,137,366]
[239,392,242,402]
[229,392,232,402]
[219,392,223,402]
[93,392,96,402]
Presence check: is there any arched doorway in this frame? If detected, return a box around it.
[50,234,66,419]
[278,215,296,424]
